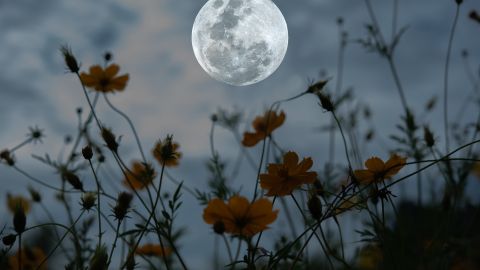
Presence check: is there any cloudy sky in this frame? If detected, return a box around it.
[1,0,480,268]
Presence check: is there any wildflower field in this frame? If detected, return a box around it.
[1,0,480,269]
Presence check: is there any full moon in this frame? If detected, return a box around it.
[192,0,288,86]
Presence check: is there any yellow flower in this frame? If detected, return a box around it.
[122,161,156,190]
[471,162,480,179]
[260,151,317,196]
[152,137,182,167]
[8,247,47,270]
[80,64,129,93]
[203,195,278,238]
[135,244,172,257]
[242,110,285,147]
[6,194,30,214]
[353,154,407,184]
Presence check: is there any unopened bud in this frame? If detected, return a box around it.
[307,195,323,220]
[13,205,26,234]
[0,150,15,166]
[28,187,41,202]
[113,192,133,220]
[213,221,225,234]
[2,234,16,246]
[318,93,334,112]
[60,45,80,73]
[424,126,435,147]
[101,127,118,152]
[89,245,108,270]
[82,145,93,160]
[81,192,97,211]
[62,171,84,191]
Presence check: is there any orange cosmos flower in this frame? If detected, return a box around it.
[152,137,182,167]
[353,154,407,184]
[8,247,47,270]
[122,161,156,190]
[242,110,286,147]
[6,194,30,214]
[80,64,129,93]
[260,151,317,196]
[135,244,172,257]
[203,195,278,238]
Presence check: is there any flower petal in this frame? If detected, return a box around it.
[242,132,264,147]
[110,74,129,91]
[203,198,233,224]
[283,151,299,170]
[105,64,120,78]
[365,157,385,173]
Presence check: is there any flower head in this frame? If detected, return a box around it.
[122,161,156,190]
[260,151,317,196]
[203,195,278,238]
[8,247,47,270]
[353,154,407,184]
[242,110,285,147]
[152,136,182,167]
[7,194,30,214]
[135,244,172,257]
[80,64,129,93]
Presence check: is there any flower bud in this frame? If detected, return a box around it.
[28,186,41,203]
[307,79,329,94]
[125,253,136,270]
[213,221,225,234]
[82,145,93,160]
[60,45,80,73]
[307,195,322,220]
[62,171,84,191]
[13,204,26,234]
[318,93,334,112]
[81,192,97,211]
[423,126,435,147]
[89,245,108,270]
[2,234,16,246]
[101,127,118,152]
[113,192,133,220]
[0,149,15,166]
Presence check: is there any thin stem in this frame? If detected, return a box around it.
[443,4,461,153]
[18,233,22,270]
[88,159,103,245]
[331,112,353,173]
[107,221,122,267]
[103,94,147,162]
[36,210,85,270]
[221,234,233,263]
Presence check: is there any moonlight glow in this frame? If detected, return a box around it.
[192,0,288,86]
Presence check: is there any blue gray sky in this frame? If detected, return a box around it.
[1,0,480,268]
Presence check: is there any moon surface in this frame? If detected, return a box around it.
[192,0,288,86]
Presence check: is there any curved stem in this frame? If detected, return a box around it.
[443,4,461,153]
[103,94,147,162]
